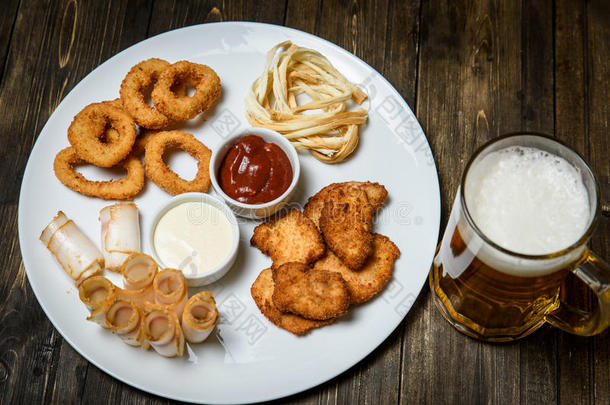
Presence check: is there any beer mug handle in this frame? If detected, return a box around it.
[545,250,610,336]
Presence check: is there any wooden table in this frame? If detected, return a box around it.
[1,1,607,403]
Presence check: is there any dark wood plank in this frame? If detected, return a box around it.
[148,0,223,36]
[0,0,153,403]
[48,342,88,405]
[81,365,125,404]
[586,0,610,210]
[223,0,287,24]
[517,2,559,404]
[0,0,63,205]
[554,2,596,404]
[586,2,610,405]
[0,0,19,83]
[284,0,319,34]
[0,204,62,405]
[382,0,421,106]
[519,0,554,134]
[408,1,524,402]
[315,0,389,73]
[585,0,610,207]
[0,0,89,401]
[149,0,286,36]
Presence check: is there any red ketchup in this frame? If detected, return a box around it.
[218,135,293,204]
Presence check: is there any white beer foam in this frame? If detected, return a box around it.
[465,146,590,256]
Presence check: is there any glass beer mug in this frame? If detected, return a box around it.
[430,133,610,341]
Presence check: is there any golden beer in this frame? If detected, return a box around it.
[430,134,610,341]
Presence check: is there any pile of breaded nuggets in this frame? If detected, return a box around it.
[250,181,401,335]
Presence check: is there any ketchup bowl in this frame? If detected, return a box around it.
[209,127,300,219]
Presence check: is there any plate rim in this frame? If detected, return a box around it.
[18,21,441,404]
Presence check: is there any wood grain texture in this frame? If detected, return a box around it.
[517,2,558,405]
[0,0,607,404]
[585,0,610,210]
[554,2,595,404]
[0,206,58,405]
[586,2,610,405]
[148,0,224,36]
[285,0,319,34]
[0,0,81,402]
[0,0,19,86]
[0,0,152,403]
[403,1,520,401]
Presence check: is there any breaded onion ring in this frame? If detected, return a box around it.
[152,61,221,121]
[144,130,211,195]
[119,58,175,129]
[54,147,144,200]
[99,99,125,144]
[131,129,159,156]
[103,98,124,110]
[68,102,136,167]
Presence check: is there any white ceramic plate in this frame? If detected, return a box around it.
[18,22,440,404]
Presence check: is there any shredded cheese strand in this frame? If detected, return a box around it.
[245,41,368,163]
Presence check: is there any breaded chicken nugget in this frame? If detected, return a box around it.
[251,268,333,335]
[313,234,400,304]
[272,262,350,320]
[251,209,326,268]
[319,187,374,270]
[304,181,388,227]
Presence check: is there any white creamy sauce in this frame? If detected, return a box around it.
[154,202,234,275]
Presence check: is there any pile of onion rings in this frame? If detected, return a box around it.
[53,58,220,200]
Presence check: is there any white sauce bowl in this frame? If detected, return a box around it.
[149,193,240,287]
[209,127,301,219]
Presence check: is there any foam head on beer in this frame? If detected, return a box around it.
[465,146,590,255]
